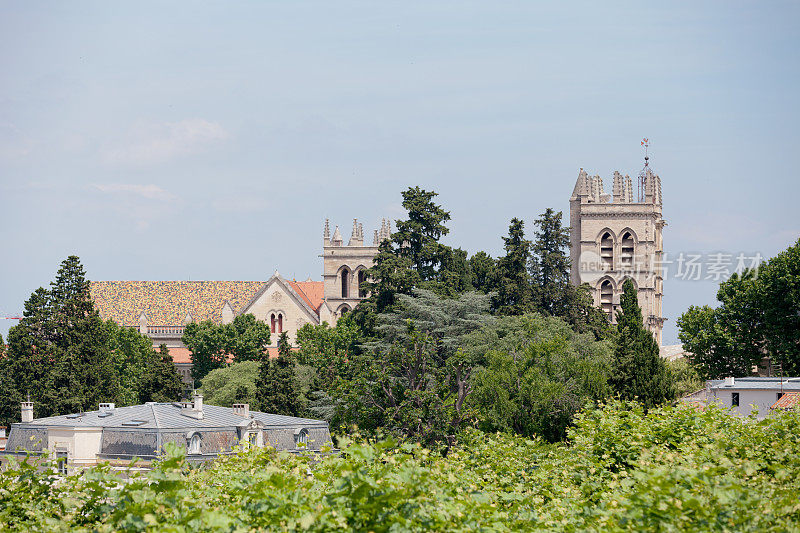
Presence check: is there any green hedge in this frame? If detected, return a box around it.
[2,401,799,531]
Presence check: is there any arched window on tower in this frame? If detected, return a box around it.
[600,232,614,270]
[600,280,614,321]
[270,313,276,334]
[341,269,350,298]
[357,270,366,298]
[620,232,634,268]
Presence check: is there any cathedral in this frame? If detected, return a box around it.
[90,218,390,384]
[90,164,666,384]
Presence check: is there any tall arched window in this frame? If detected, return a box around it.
[189,434,201,455]
[277,313,283,334]
[600,232,614,269]
[341,269,350,298]
[270,313,276,334]
[621,232,634,268]
[357,270,367,298]
[600,280,614,320]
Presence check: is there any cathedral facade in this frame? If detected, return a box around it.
[569,165,666,345]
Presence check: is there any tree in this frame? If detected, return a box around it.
[611,279,673,409]
[183,320,229,382]
[468,314,613,441]
[200,360,260,407]
[0,257,119,426]
[492,218,532,315]
[469,251,496,293]
[392,186,452,281]
[530,208,571,315]
[225,314,272,363]
[139,345,186,403]
[354,290,494,444]
[676,240,800,378]
[256,332,303,416]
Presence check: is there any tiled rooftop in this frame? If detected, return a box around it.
[288,280,325,313]
[90,281,267,326]
[772,392,800,410]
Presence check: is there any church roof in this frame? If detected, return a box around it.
[90,281,266,326]
[288,280,325,313]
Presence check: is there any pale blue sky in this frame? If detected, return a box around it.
[1,1,798,343]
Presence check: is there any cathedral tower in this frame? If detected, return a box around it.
[569,159,666,345]
[321,218,389,319]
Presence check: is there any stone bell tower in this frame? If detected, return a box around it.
[321,218,390,319]
[569,151,666,345]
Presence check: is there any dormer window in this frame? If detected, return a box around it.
[188,433,201,454]
[295,428,308,449]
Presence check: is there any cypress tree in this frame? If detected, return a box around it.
[492,218,532,315]
[611,279,673,409]
[256,332,303,416]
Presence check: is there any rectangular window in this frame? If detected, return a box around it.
[56,451,68,476]
[731,393,740,407]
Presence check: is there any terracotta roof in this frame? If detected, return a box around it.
[772,392,800,410]
[288,280,324,313]
[90,281,266,327]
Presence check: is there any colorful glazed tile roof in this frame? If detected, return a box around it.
[772,392,800,410]
[90,281,267,327]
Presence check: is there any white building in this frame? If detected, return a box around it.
[695,377,800,419]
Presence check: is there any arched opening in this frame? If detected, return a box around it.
[600,232,614,269]
[270,313,276,334]
[277,313,283,334]
[188,434,201,455]
[621,232,634,268]
[357,269,367,298]
[337,304,351,318]
[600,280,614,321]
[296,428,308,448]
[341,268,350,298]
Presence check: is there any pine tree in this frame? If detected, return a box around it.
[0,256,119,426]
[529,208,571,314]
[611,279,673,409]
[492,218,532,315]
[255,332,303,416]
[469,251,496,293]
[392,186,452,281]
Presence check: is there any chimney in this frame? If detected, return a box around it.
[724,376,735,387]
[233,403,250,417]
[21,401,33,423]
[182,391,204,419]
[99,402,115,413]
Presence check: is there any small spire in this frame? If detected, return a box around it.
[331,226,343,246]
[324,219,330,240]
[373,229,379,246]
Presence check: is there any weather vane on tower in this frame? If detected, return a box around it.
[638,138,650,202]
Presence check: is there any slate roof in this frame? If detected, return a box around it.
[19,403,327,430]
[90,281,267,326]
[708,377,800,391]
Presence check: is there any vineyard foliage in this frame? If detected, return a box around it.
[2,401,800,531]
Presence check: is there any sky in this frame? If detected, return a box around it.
[1,1,799,344]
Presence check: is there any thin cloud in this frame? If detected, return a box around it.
[94,183,177,201]
[104,118,229,165]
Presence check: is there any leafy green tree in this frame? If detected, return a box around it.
[434,247,473,296]
[200,360,260,407]
[491,218,532,315]
[468,314,613,441]
[469,251,496,293]
[256,332,304,416]
[529,208,571,315]
[361,240,420,314]
[666,358,704,398]
[225,313,272,362]
[611,279,673,409]
[183,320,229,382]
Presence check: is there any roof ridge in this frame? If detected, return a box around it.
[291,280,314,308]
[150,403,161,429]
